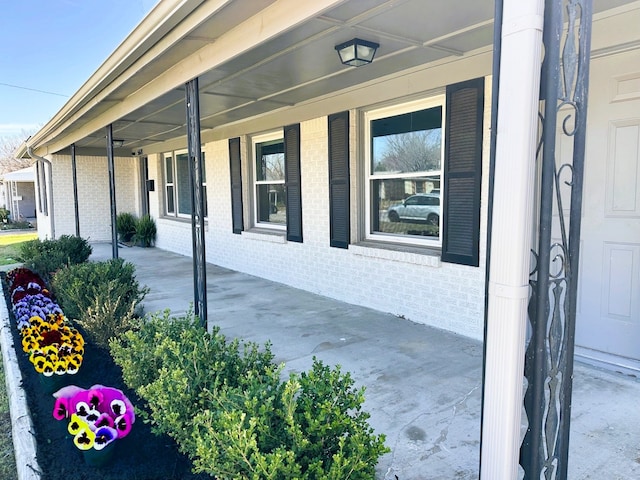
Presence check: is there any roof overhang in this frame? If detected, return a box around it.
[16,0,640,159]
[1,166,35,182]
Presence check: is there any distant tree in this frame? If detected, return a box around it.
[375,130,441,173]
[0,131,36,175]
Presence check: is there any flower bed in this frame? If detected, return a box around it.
[4,263,388,479]
[8,268,84,387]
[2,268,207,479]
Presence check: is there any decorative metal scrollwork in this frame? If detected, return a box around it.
[185,78,208,329]
[520,1,593,479]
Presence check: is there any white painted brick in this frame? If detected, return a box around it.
[50,85,491,342]
[51,154,139,241]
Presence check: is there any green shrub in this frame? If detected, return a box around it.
[116,212,137,242]
[52,259,148,347]
[73,282,138,349]
[20,235,92,281]
[133,214,156,247]
[110,312,388,479]
[0,207,9,223]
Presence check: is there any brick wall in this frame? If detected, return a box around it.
[153,86,491,340]
[51,154,140,241]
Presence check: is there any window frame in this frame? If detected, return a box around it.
[162,148,207,219]
[163,153,175,215]
[251,130,286,230]
[363,94,446,247]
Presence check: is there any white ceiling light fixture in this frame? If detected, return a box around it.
[335,38,379,67]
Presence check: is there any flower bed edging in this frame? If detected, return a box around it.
[0,281,41,480]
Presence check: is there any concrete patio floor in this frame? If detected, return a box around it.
[92,243,640,480]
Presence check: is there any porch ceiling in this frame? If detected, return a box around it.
[25,0,637,156]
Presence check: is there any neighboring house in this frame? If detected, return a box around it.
[0,166,36,223]
[15,0,640,477]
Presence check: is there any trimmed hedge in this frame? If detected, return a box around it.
[52,259,148,349]
[19,235,92,282]
[110,311,388,479]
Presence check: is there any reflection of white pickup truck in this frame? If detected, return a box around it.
[387,193,440,225]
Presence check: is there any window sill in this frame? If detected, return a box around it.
[350,240,441,267]
[243,228,287,244]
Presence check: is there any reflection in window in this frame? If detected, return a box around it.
[367,101,443,242]
[176,153,190,215]
[254,135,286,226]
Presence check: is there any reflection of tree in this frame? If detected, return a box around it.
[375,130,441,173]
[261,153,285,181]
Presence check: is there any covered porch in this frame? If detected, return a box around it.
[90,242,640,479]
[14,0,640,477]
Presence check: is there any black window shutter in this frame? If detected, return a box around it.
[228,137,244,234]
[328,111,350,248]
[442,77,484,267]
[284,123,303,243]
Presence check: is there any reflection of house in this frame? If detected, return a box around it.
[0,166,36,222]
[14,1,640,477]
[381,177,440,201]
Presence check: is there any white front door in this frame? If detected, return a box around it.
[575,48,640,372]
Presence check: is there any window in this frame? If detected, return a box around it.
[36,160,48,215]
[252,132,286,228]
[365,96,444,245]
[163,150,207,218]
[248,125,302,241]
[164,154,175,214]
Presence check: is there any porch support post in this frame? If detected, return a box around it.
[106,124,118,259]
[520,1,593,478]
[70,143,80,237]
[480,0,544,478]
[185,77,207,329]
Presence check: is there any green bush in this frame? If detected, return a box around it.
[0,207,9,223]
[20,235,92,281]
[52,259,148,348]
[133,214,156,247]
[73,282,139,349]
[110,312,388,479]
[116,212,137,242]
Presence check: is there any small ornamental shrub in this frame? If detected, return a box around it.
[52,259,148,348]
[20,235,92,281]
[74,283,138,349]
[133,214,156,247]
[116,212,137,243]
[110,311,388,479]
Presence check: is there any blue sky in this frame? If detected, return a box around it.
[0,0,157,141]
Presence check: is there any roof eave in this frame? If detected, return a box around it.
[25,0,209,156]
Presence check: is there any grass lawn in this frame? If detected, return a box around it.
[0,350,18,480]
[0,233,37,266]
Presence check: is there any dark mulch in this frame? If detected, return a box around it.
[3,275,210,480]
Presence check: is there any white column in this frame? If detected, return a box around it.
[480,1,545,479]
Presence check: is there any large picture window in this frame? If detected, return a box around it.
[365,96,444,245]
[163,150,207,218]
[253,132,286,227]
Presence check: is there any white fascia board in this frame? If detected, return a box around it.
[29,0,345,156]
